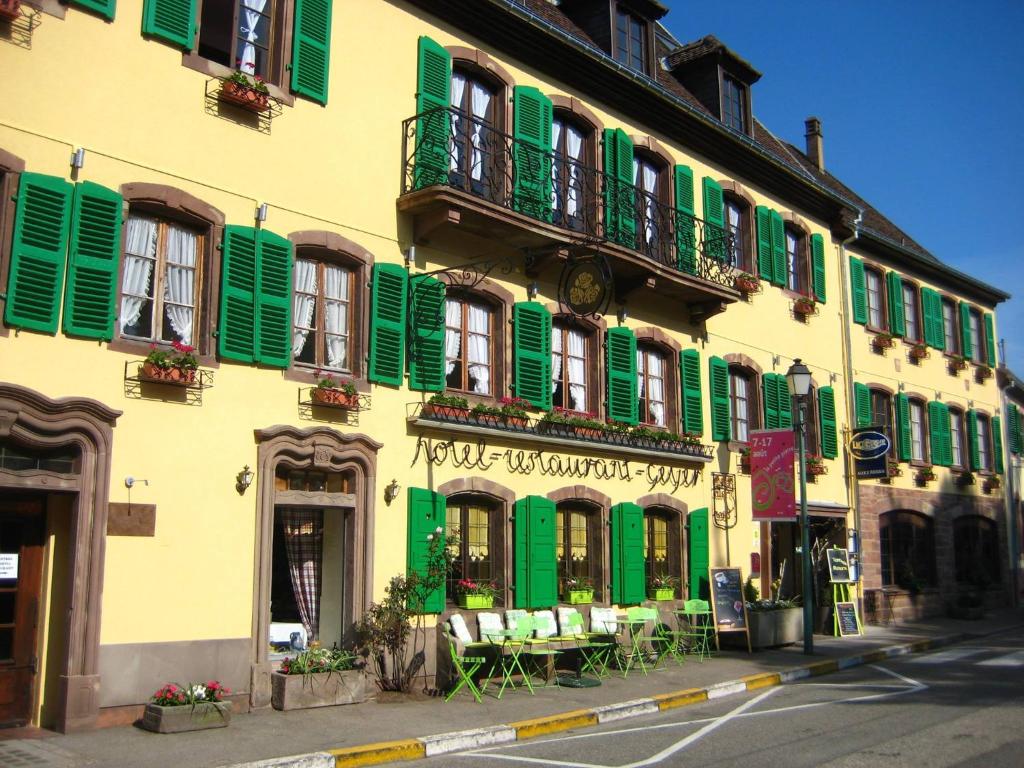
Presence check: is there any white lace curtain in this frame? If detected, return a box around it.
[120,216,156,336]
[450,72,466,173]
[634,158,658,244]
[239,0,268,75]
[469,82,491,181]
[727,202,742,267]
[163,225,197,344]
[567,329,586,411]
[552,121,584,217]
[445,300,462,376]
[733,372,748,441]
[642,351,665,427]
[292,258,317,357]
[324,266,349,369]
[467,304,490,395]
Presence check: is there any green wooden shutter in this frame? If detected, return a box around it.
[606,326,638,424]
[290,0,332,104]
[673,165,696,273]
[217,226,258,362]
[688,508,709,601]
[763,372,779,429]
[254,229,293,367]
[142,0,196,50]
[414,37,452,189]
[4,173,73,334]
[69,0,115,19]
[818,386,837,459]
[770,209,785,287]
[708,355,730,441]
[1009,404,1022,455]
[849,256,867,325]
[959,301,972,360]
[928,401,946,466]
[755,206,773,282]
[895,393,911,461]
[940,403,952,466]
[614,130,635,247]
[513,496,557,609]
[679,348,703,435]
[611,502,645,605]
[406,487,445,613]
[512,301,552,410]
[777,375,792,428]
[984,313,996,366]
[512,85,553,222]
[701,177,726,261]
[921,288,944,350]
[854,382,872,428]
[367,263,408,385]
[887,272,905,337]
[810,233,826,303]
[408,275,446,392]
[993,416,1004,474]
[602,128,621,244]
[63,182,123,340]
[966,409,980,471]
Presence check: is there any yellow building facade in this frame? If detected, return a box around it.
[0,0,1010,731]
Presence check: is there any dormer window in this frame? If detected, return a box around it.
[722,75,748,133]
[615,7,647,73]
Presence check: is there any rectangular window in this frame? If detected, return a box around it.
[977,415,991,470]
[445,297,492,395]
[785,229,803,293]
[865,268,884,329]
[642,514,668,578]
[556,508,591,586]
[871,390,892,442]
[293,258,352,372]
[902,283,920,341]
[724,198,747,270]
[942,298,959,355]
[950,409,964,467]
[615,8,646,73]
[722,75,747,133]
[729,370,750,442]
[969,309,983,363]
[553,325,588,411]
[199,0,278,81]
[909,400,925,461]
[637,347,666,427]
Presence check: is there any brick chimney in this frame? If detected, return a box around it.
[804,116,824,171]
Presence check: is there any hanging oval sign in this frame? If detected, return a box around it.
[849,430,891,460]
[561,258,611,317]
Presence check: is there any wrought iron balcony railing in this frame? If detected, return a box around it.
[401,107,737,289]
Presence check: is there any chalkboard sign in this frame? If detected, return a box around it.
[826,548,852,583]
[708,567,751,653]
[835,601,861,636]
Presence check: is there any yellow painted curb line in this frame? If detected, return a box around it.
[330,739,425,767]
[741,672,781,690]
[909,640,932,653]
[510,709,598,739]
[807,659,839,676]
[652,688,708,711]
[861,650,889,663]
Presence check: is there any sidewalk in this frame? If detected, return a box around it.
[4,609,1022,768]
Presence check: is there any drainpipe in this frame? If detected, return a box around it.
[998,367,1021,606]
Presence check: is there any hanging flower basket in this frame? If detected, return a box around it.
[915,467,936,485]
[908,344,929,361]
[793,297,817,317]
[220,79,270,112]
[0,0,21,22]
[983,476,1002,493]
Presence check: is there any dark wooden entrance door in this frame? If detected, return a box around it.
[0,499,45,727]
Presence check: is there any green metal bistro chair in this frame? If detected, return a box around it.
[652,617,687,667]
[444,623,486,703]
[566,611,614,678]
[678,599,714,662]
[621,606,660,677]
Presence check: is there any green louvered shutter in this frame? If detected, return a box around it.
[512,301,552,410]
[512,86,553,222]
[1009,404,1022,455]
[255,230,293,367]
[673,165,696,273]
[142,0,196,49]
[408,275,446,392]
[603,128,621,243]
[614,130,636,246]
[69,0,115,19]
[406,487,445,613]
[966,409,980,471]
[688,508,709,600]
[928,401,946,466]
[959,301,973,360]
[854,382,872,428]
[63,182,123,340]
[702,177,726,261]
[818,386,837,459]
[414,37,451,189]
[611,502,645,605]
[217,226,258,362]
[606,326,638,424]
[367,263,408,385]
[810,233,826,303]
[993,416,1004,474]
[679,349,703,435]
[920,288,943,350]
[849,256,867,325]
[777,375,792,428]
[887,272,905,337]
[770,209,785,287]
[763,373,779,429]
[895,393,911,461]
[984,313,996,366]
[940,403,952,466]
[290,0,332,104]
[4,173,73,333]
[755,206,773,282]
[513,496,557,609]
[709,356,730,441]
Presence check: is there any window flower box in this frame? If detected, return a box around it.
[793,297,817,317]
[948,355,969,374]
[563,589,594,605]
[739,448,751,474]
[455,579,499,610]
[538,408,606,440]
[915,466,936,485]
[0,0,21,22]
[138,341,199,386]
[647,587,675,601]
[311,370,358,407]
[456,593,494,610]
[975,365,993,383]
[470,403,503,428]
[908,343,929,361]
[498,397,531,429]
[220,72,270,113]
[647,574,679,601]
[734,273,761,294]
[423,394,470,421]
[806,458,827,476]
[142,682,231,733]
[871,333,896,351]
[954,471,975,487]
[982,476,1001,494]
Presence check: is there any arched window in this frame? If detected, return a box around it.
[643,508,682,594]
[879,511,936,589]
[445,496,502,605]
[870,387,894,445]
[728,365,759,442]
[450,65,502,201]
[552,319,594,413]
[637,344,668,428]
[555,503,602,600]
[552,113,592,233]
[292,252,356,373]
[785,225,809,295]
[908,397,928,463]
[723,193,752,272]
[633,150,668,262]
[949,406,966,468]
[954,516,1000,586]
[445,292,495,396]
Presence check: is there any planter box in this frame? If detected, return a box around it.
[142,701,231,733]
[220,80,270,112]
[748,608,803,648]
[472,413,502,428]
[647,587,675,601]
[503,415,529,430]
[311,387,358,407]
[423,404,470,421]
[139,362,196,385]
[563,589,594,605]
[456,594,494,610]
[271,669,369,711]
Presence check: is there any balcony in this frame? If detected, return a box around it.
[399,107,739,318]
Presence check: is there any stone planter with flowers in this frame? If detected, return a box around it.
[142,681,232,733]
[272,648,368,711]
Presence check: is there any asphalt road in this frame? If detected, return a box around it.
[411,627,1024,768]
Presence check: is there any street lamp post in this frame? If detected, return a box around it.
[786,358,814,655]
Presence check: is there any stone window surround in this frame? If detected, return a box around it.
[440,277,514,406]
[546,305,607,418]
[548,486,609,603]
[0,148,27,339]
[633,326,679,432]
[719,181,755,275]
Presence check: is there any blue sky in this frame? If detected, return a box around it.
[660,1,1024,373]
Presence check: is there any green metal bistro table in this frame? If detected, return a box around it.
[481,628,535,699]
[613,613,655,678]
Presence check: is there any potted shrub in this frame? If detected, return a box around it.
[734,272,760,294]
[954,471,975,487]
[310,370,358,407]
[470,402,503,427]
[743,577,803,648]
[603,419,632,444]
[271,646,368,710]
[454,578,499,610]
[793,296,816,317]
[142,681,231,733]
[0,0,21,22]
[499,396,531,429]
[647,573,679,601]
[220,63,270,112]
[871,332,896,351]
[423,393,469,420]
[139,341,199,385]
[538,407,605,440]
[562,576,594,605]
[908,343,929,361]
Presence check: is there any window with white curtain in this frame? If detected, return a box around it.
[450,68,497,198]
[552,322,589,412]
[292,256,353,373]
[445,296,492,395]
[198,0,280,82]
[950,407,965,467]
[909,399,926,462]
[637,345,667,427]
[724,196,749,271]
[552,114,587,231]
[119,213,202,346]
[785,227,807,294]
[633,154,663,255]
[729,366,757,442]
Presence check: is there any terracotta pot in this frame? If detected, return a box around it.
[794,301,815,315]
[472,413,501,428]
[735,277,759,293]
[0,0,21,22]
[220,80,270,112]
[312,387,357,407]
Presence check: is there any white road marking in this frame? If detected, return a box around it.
[906,647,987,664]
[977,650,1024,667]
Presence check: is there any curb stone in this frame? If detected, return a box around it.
[223,630,982,768]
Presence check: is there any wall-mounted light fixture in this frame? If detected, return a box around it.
[71,148,86,170]
[236,465,254,494]
[898,382,906,392]
[124,476,149,489]
[384,479,401,506]
[527,281,539,300]
[256,203,268,223]
[404,245,415,265]
[616,306,628,325]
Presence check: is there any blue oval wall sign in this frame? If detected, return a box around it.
[850,430,891,460]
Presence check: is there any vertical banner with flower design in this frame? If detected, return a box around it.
[750,428,796,521]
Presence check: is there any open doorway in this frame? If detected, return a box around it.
[770,516,846,629]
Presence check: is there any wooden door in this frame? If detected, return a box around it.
[0,499,45,728]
